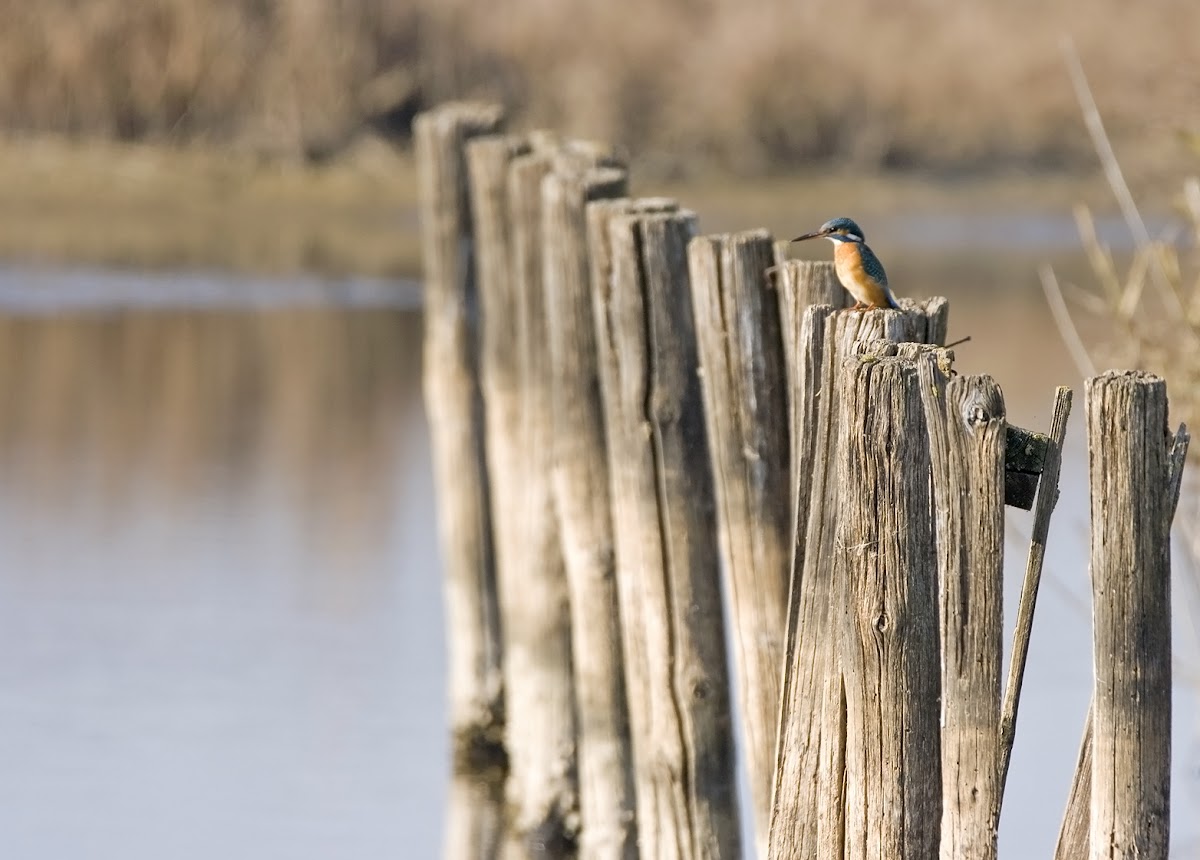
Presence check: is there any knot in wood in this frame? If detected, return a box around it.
[964,404,990,426]
[692,679,712,701]
[874,612,889,633]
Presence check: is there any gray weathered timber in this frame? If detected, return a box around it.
[595,204,741,859]
[1086,372,1186,860]
[999,387,1073,802]
[689,229,790,859]
[1054,410,1187,860]
[541,162,636,859]
[415,100,506,759]
[769,299,948,860]
[1054,707,1094,860]
[837,352,941,860]
[920,364,1006,860]
[502,145,579,857]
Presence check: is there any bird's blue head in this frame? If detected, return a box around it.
[792,216,865,244]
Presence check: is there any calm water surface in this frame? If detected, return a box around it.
[0,260,1194,858]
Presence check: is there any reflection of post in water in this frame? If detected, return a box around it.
[418,100,1189,860]
[0,308,417,579]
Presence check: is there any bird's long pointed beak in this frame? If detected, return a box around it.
[791,229,828,243]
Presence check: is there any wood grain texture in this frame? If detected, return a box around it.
[595,203,742,859]
[1085,371,1185,860]
[689,230,789,859]
[837,352,941,860]
[770,299,948,860]
[415,100,506,758]
[542,162,635,859]
[920,364,1006,860]
[501,144,578,857]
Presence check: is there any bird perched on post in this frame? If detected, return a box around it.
[791,217,901,310]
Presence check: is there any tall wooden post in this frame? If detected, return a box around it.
[836,351,942,860]
[499,144,579,856]
[1085,371,1185,860]
[414,103,507,859]
[542,161,636,858]
[417,101,507,750]
[689,229,790,858]
[593,202,742,859]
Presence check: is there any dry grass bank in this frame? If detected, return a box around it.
[0,134,421,276]
[1,0,1197,183]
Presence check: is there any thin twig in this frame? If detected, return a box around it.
[1039,264,1097,378]
[997,386,1073,815]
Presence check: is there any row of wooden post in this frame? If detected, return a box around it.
[416,102,1189,859]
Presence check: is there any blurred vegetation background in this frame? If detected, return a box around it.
[1,0,1196,184]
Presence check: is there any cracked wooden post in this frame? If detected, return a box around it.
[689,229,790,858]
[542,157,635,858]
[1084,371,1186,860]
[414,102,507,859]
[837,350,942,860]
[769,299,947,860]
[920,362,1006,860]
[593,201,742,858]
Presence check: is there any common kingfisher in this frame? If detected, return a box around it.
[791,217,900,310]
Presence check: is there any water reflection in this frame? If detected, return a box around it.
[0,293,446,859]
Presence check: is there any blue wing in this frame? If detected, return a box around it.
[859,244,888,288]
[859,244,900,308]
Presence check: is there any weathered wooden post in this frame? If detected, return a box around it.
[769,300,948,860]
[542,158,636,858]
[414,102,507,859]
[591,200,742,858]
[1051,374,1180,858]
[835,349,942,860]
[495,143,580,856]
[1085,372,1184,860]
[689,230,790,858]
[920,361,1006,860]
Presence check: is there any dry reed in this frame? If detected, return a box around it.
[1,0,1197,180]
